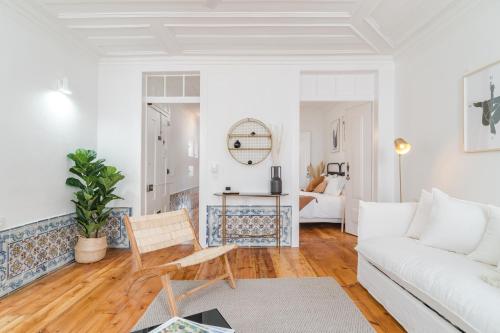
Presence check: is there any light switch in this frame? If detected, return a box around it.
[210,162,219,174]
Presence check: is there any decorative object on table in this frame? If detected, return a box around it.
[269,123,283,194]
[226,118,272,165]
[270,166,282,194]
[223,187,239,195]
[66,149,125,263]
[464,59,500,152]
[330,118,340,152]
[394,138,411,202]
[124,208,237,317]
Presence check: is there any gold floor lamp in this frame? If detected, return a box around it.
[394,138,411,202]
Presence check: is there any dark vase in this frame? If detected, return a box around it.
[270,166,282,194]
[234,140,241,148]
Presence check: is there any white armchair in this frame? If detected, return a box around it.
[358,201,417,242]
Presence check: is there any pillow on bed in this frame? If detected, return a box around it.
[313,179,328,193]
[305,176,324,192]
[324,176,345,196]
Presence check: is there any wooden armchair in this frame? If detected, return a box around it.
[124,208,237,316]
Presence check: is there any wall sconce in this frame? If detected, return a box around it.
[56,77,72,95]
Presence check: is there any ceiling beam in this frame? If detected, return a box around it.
[57,11,352,19]
[150,23,182,55]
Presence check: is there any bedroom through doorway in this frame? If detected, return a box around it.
[299,101,373,236]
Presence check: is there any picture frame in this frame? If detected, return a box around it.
[464,59,500,152]
[331,119,340,153]
[341,116,346,152]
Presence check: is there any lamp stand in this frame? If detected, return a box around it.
[398,154,402,202]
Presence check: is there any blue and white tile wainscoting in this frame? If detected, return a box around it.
[170,187,199,221]
[207,205,292,247]
[0,207,131,298]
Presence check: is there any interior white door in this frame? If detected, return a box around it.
[145,105,170,214]
[299,131,311,189]
[344,103,373,235]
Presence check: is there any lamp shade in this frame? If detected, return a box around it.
[394,138,411,155]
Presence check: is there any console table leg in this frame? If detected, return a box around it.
[276,196,281,252]
[222,195,227,246]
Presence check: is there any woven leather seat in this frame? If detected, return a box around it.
[124,209,237,316]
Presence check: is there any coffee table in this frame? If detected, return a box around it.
[131,308,232,332]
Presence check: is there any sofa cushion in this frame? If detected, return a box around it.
[420,189,488,254]
[357,237,500,333]
[406,189,432,239]
[469,205,500,265]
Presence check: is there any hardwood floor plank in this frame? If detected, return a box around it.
[0,224,404,333]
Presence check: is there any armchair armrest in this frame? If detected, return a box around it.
[358,201,417,242]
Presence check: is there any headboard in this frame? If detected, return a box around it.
[327,162,345,176]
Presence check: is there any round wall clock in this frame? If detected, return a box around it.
[226,118,272,165]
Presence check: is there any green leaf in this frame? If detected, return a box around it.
[65,177,85,189]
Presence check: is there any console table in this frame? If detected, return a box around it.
[213,192,288,250]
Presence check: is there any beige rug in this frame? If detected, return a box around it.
[132,277,374,333]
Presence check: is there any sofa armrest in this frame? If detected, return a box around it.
[358,201,417,242]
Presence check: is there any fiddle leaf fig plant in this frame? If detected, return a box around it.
[66,149,125,238]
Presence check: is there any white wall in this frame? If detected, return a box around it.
[299,107,326,168]
[0,4,98,230]
[395,0,500,204]
[167,103,200,193]
[97,57,395,247]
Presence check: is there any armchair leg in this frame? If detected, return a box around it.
[222,254,236,289]
[160,273,178,317]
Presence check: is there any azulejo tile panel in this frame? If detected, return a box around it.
[170,187,199,220]
[207,205,292,247]
[0,207,131,298]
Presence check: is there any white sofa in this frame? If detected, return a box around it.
[356,201,500,333]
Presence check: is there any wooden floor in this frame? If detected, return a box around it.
[0,224,404,333]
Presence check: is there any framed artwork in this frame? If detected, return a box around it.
[341,116,346,152]
[464,59,500,152]
[331,119,340,153]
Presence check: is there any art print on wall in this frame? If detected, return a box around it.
[341,116,346,152]
[464,60,500,152]
[331,119,340,153]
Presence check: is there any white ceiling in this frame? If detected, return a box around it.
[24,0,473,57]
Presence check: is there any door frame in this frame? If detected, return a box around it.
[298,71,378,240]
[140,72,202,216]
[343,101,375,235]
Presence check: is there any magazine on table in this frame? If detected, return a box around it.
[149,317,234,333]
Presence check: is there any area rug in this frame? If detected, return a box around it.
[132,277,373,333]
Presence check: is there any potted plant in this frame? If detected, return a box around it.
[66,149,125,263]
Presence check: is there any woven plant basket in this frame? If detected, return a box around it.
[75,236,107,263]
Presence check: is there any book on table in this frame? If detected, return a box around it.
[149,317,234,333]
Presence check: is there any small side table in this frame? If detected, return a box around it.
[214,192,289,250]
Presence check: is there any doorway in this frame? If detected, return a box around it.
[142,72,201,234]
[299,101,373,236]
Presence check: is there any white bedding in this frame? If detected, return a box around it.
[299,191,344,219]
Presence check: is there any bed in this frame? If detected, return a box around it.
[299,191,345,230]
[299,163,346,231]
